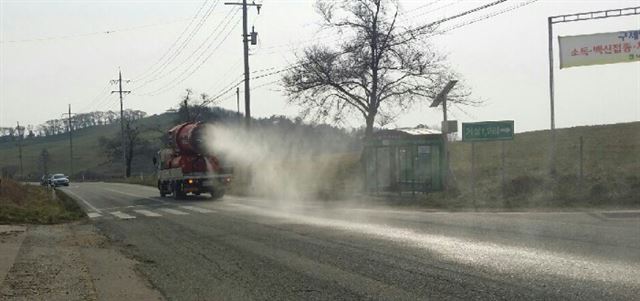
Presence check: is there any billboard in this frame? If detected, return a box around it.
[558,29,640,69]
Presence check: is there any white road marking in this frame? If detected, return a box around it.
[134,209,162,217]
[61,188,102,213]
[158,208,189,215]
[110,211,136,219]
[180,206,215,213]
[87,212,102,218]
[102,188,167,204]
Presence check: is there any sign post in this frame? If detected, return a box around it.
[462,121,515,206]
[462,121,514,142]
[547,7,640,177]
[430,80,458,192]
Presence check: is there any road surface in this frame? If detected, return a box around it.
[61,182,640,300]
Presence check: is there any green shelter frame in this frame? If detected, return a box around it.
[363,128,444,195]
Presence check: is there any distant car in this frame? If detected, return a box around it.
[49,174,70,187]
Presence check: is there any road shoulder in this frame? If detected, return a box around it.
[0,222,164,301]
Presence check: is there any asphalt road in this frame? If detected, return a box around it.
[61,182,640,300]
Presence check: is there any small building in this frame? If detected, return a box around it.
[363,127,444,194]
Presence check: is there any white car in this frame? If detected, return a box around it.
[49,174,70,187]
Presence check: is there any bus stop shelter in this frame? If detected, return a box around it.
[363,127,444,194]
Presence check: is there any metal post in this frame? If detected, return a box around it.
[501,140,506,197]
[579,136,584,191]
[471,142,476,210]
[548,17,557,177]
[442,97,449,191]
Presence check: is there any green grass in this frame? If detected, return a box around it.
[0,113,175,180]
[0,179,85,224]
[390,122,640,209]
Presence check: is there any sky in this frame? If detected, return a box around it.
[1,0,639,134]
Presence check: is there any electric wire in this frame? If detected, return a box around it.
[132,0,211,80]
[0,18,191,44]
[137,14,241,96]
[132,0,222,83]
[132,8,238,92]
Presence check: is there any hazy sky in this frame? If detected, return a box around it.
[1,0,639,133]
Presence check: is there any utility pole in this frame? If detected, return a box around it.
[225,0,261,129]
[430,80,458,191]
[62,104,76,177]
[111,69,131,179]
[16,121,23,179]
[236,87,240,117]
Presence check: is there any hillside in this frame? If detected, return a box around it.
[1,114,638,207]
[0,113,175,180]
[0,109,359,181]
[444,121,640,207]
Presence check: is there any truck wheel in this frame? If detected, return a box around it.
[210,190,225,199]
[158,181,167,197]
[173,182,184,200]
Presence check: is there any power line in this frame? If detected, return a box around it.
[438,0,540,34]
[0,18,191,44]
[132,0,211,80]
[77,83,112,113]
[133,8,239,92]
[132,0,223,83]
[136,15,241,96]
[407,0,464,20]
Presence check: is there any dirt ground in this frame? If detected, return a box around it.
[0,222,164,301]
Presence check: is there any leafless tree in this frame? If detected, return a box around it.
[282,0,473,138]
[99,118,151,177]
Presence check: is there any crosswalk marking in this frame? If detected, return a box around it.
[87,212,102,218]
[134,209,162,217]
[180,206,215,213]
[111,211,136,219]
[158,208,189,215]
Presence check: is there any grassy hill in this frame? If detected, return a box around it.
[1,113,638,207]
[440,121,640,208]
[0,113,175,180]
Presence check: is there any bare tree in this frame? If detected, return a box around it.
[38,148,50,176]
[99,118,151,177]
[176,89,221,124]
[282,0,473,138]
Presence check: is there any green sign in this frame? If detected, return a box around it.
[462,121,514,142]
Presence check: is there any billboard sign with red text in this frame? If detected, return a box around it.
[558,29,640,69]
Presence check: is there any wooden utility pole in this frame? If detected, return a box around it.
[225,0,261,129]
[16,121,23,178]
[111,69,131,179]
[62,104,76,177]
[236,87,240,117]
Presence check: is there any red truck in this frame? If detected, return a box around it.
[154,122,232,199]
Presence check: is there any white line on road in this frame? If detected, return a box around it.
[87,212,102,218]
[158,208,189,215]
[110,211,136,219]
[134,210,162,217]
[61,188,102,213]
[102,188,167,204]
[180,206,215,213]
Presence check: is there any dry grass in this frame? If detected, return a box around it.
[0,178,85,224]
